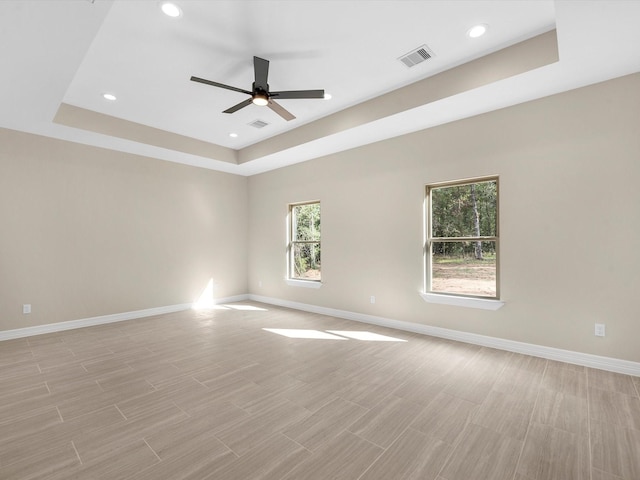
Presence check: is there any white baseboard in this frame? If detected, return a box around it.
[4,293,638,377]
[0,294,250,342]
[249,294,640,377]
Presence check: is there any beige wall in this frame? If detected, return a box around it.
[2,74,639,363]
[248,73,640,363]
[0,129,248,331]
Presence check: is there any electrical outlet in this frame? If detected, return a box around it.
[258,280,262,288]
[23,304,31,314]
[370,295,376,304]
[595,323,605,337]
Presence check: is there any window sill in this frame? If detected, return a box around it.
[286,279,322,289]
[420,292,504,310]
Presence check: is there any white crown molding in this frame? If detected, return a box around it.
[249,294,640,377]
[0,294,250,342]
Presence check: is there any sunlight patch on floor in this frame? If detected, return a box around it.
[327,330,407,342]
[263,328,347,340]
[225,304,268,311]
[192,278,269,311]
[263,328,408,342]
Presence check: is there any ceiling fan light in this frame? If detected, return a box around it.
[252,94,269,106]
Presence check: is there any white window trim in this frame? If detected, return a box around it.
[425,176,500,302]
[288,200,321,284]
[420,292,504,310]
[286,278,322,289]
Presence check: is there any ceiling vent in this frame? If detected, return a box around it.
[398,45,435,68]
[248,119,269,129]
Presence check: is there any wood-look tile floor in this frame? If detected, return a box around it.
[1,302,639,479]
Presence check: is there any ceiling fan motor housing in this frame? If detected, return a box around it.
[252,85,270,106]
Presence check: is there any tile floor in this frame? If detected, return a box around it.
[0,302,639,479]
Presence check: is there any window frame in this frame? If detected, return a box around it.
[288,200,321,284]
[425,176,500,300]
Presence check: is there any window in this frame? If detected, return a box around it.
[289,201,321,282]
[426,177,498,299]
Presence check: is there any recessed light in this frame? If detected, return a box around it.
[102,93,117,101]
[324,93,332,100]
[229,133,238,138]
[467,24,488,38]
[161,2,182,18]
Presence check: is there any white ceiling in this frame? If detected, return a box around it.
[1,1,639,176]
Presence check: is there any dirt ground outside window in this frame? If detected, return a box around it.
[432,258,496,297]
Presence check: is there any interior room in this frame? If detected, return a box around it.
[1,1,639,479]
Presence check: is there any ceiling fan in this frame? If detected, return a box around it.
[190,56,324,121]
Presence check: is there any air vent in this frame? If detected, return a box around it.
[248,119,269,129]
[398,45,435,68]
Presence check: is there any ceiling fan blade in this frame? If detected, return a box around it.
[190,76,252,95]
[270,89,325,99]
[223,98,253,114]
[253,56,269,91]
[268,99,295,121]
